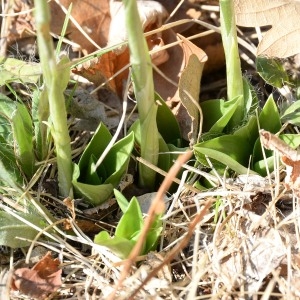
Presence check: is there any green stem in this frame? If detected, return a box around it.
[34,0,73,197]
[220,0,244,124]
[123,0,159,188]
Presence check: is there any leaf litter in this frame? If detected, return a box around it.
[2,0,300,299]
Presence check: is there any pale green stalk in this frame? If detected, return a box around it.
[123,0,159,188]
[34,0,73,197]
[220,0,244,124]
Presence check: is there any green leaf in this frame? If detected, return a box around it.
[243,77,258,115]
[201,97,240,133]
[256,56,289,88]
[144,214,162,253]
[85,155,102,185]
[139,103,159,188]
[0,57,41,85]
[194,135,256,174]
[253,94,282,166]
[0,93,16,144]
[78,123,112,177]
[155,92,181,144]
[0,211,42,248]
[234,115,258,146]
[115,196,143,240]
[94,231,135,259]
[103,132,134,186]
[72,124,134,205]
[72,163,114,205]
[12,102,35,177]
[281,100,300,126]
[32,88,50,161]
[259,94,281,133]
[114,189,129,214]
[0,142,23,186]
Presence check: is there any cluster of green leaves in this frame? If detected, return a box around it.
[94,189,162,258]
[192,1,300,185]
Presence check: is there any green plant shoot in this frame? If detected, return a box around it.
[220,0,244,125]
[123,0,159,189]
[94,189,162,258]
[34,0,73,197]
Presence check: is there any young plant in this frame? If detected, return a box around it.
[72,123,134,205]
[94,189,162,258]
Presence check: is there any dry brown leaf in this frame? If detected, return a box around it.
[260,129,300,194]
[234,0,300,58]
[73,1,168,96]
[11,252,62,299]
[50,0,111,54]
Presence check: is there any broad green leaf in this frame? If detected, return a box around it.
[201,97,240,133]
[234,115,258,146]
[12,102,35,178]
[78,123,112,177]
[72,127,134,205]
[0,57,41,85]
[103,132,134,186]
[115,197,143,240]
[259,94,281,133]
[155,92,181,144]
[72,163,114,205]
[94,231,135,259]
[194,135,255,174]
[0,211,43,248]
[253,94,282,164]
[256,56,289,88]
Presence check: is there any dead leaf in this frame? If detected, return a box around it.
[234,0,300,58]
[50,0,111,54]
[73,1,168,96]
[11,252,62,299]
[260,129,300,194]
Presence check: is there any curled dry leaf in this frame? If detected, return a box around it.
[260,129,300,194]
[234,0,300,58]
[11,252,62,299]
